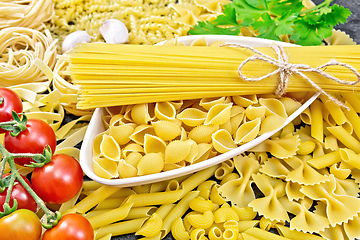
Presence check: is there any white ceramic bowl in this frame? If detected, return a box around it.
[79,35,307,187]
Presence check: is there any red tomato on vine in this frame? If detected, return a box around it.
[0,88,23,134]
[0,174,37,212]
[0,209,42,240]
[42,213,94,240]
[31,154,83,204]
[4,118,56,166]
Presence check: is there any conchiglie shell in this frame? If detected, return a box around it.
[212,129,237,153]
[93,131,107,157]
[171,218,190,240]
[234,118,261,144]
[297,141,316,155]
[163,160,187,171]
[152,120,181,141]
[100,134,121,161]
[204,103,233,125]
[93,157,119,179]
[122,143,144,158]
[176,127,188,141]
[184,139,199,163]
[137,153,164,176]
[155,101,176,120]
[280,97,302,116]
[177,108,207,127]
[131,103,155,125]
[193,143,213,163]
[230,112,245,135]
[231,105,245,117]
[170,100,183,111]
[109,124,135,145]
[190,36,208,46]
[200,97,226,110]
[189,125,219,143]
[232,95,257,108]
[125,152,143,167]
[124,105,134,122]
[232,206,257,221]
[136,213,163,237]
[144,134,166,155]
[130,125,156,145]
[259,98,287,118]
[109,114,125,126]
[245,105,266,121]
[118,159,138,178]
[220,119,233,133]
[165,140,192,164]
[259,115,286,135]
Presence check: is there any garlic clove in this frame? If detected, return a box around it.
[99,19,129,44]
[62,31,92,53]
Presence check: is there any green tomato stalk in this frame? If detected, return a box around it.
[0,143,61,229]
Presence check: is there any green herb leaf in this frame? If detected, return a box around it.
[188,0,352,46]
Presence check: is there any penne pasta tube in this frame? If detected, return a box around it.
[327,126,360,153]
[161,191,200,238]
[63,185,120,214]
[121,189,184,207]
[94,197,126,210]
[310,99,323,142]
[85,210,107,219]
[97,233,112,240]
[345,102,360,140]
[320,95,348,126]
[275,224,325,240]
[243,227,291,240]
[124,206,158,220]
[96,218,148,239]
[88,203,133,229]
[307,150,341,169]
[341,93,360,113]
[339,148,360,170]
[180,164,220,198]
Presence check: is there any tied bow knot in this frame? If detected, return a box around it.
[221,43,360,109]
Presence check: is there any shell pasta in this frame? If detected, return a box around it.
[92,94,301,180]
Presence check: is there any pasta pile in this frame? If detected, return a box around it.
[92,94,304,179]
[0,27,57,87]
[59,91,360,240]
[0,0,54,31]
[66,42,360,109]
[46,0,230,49]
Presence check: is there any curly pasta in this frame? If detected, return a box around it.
[0,27,57,87]
[45,0,227,49]
[0,0,54,31]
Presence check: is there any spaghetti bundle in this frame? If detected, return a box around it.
[66,43,360,109]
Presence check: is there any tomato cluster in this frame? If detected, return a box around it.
[0,88,93,240]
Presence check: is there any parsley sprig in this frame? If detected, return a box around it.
[188,0,351,46]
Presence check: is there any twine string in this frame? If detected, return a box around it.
[221,43,360,109]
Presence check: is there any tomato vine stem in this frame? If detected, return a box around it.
[0,143,61,228]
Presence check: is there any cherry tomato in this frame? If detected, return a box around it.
[0,209,42,240]
[0,174,37,212]
[42,213,94,240]
[0,88,23,134]
[31,154,83,204]
[4,118,56,166]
